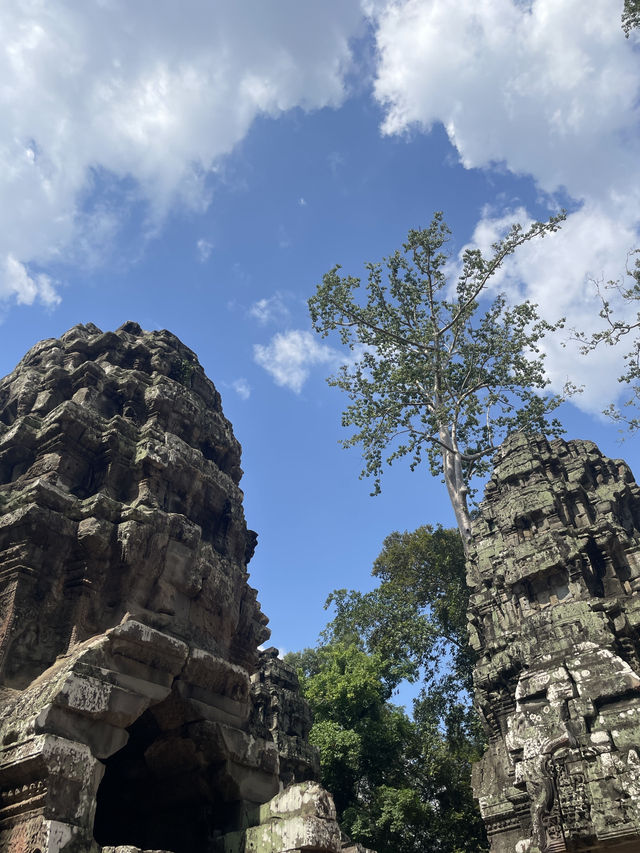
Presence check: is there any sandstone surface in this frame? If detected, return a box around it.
[0,323,342,853]
[469,433,640,853]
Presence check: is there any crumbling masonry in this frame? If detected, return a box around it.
[469,433,640,853]
[0,323,371,853]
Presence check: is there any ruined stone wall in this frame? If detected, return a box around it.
[468,433,640,853]
[0,323,347,853]
[0,322,266,684]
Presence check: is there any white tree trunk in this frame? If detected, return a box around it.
[439,426,472,553]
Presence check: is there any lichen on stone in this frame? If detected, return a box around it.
[469,433,640,853]
[0,323,347,853]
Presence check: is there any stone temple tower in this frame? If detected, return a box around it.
[468,433,640,853]
[0,323,369,853]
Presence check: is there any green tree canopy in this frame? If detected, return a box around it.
[289,643,411,816]
[326,525,469,693]
[324,525,475,725]
[308,212,566,550]
[623,0,640,35]
[287,525,488,852]
[288,639,487,853]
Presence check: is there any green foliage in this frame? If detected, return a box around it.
[307,720,362,813]
[623,0,640,35]
[287,525,489,852]
[308,211,566,544]
[170,356,195,387]
[288,639,487,853]
[325,525,473,701]
[575,251,640,431]
[287,643,412,817]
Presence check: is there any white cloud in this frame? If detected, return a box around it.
[196,238,213,262]
[0,0,365,309]
[2,255,60,307]
[298,197,307,207]
[232,378,251,400]
[249,292,291,325]
[254,330,340,393]
[368,0,640,414]
[460,202,639,413]
[371,0,639,202]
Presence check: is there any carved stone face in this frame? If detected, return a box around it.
[0,325,324,853]
[468,434,640,852]
[0,323,268,688]
[507,665,576,766]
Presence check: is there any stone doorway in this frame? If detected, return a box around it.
[92,696,246,853]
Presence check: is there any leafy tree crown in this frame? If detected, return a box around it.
[309,211,566,506]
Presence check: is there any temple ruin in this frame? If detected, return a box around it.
[468,433,640,852]
[9,323,640,853]
[0,323,370,853]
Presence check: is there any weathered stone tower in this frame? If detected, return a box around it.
[468,433,640,853]
[0,323,362,853]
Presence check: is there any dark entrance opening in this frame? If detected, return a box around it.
[93,705,236,853]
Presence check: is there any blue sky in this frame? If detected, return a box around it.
[1,0,639,658]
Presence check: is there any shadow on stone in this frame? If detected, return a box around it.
[469,433,640,853]
[0,323,356,853]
